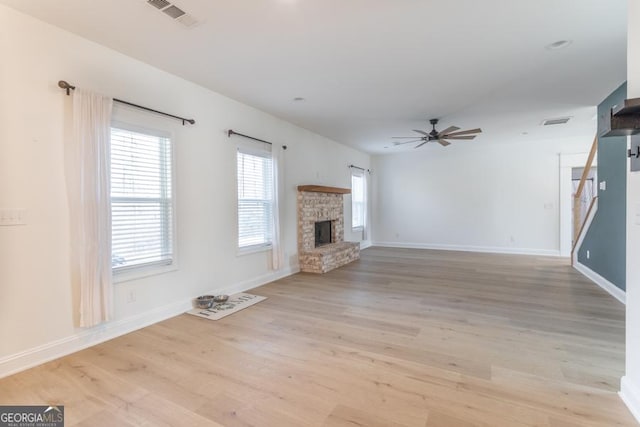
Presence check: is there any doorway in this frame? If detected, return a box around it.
[559,152,595,257]
[571,167,597,247]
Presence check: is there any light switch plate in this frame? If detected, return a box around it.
[0,208,27,226]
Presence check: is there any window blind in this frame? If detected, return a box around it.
[237,149,274,249]
[110,127,173,270]
[351,171,365,229]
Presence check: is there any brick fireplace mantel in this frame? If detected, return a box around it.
[297,185,360,273]
[297,185,351,194]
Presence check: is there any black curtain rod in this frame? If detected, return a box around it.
[349,164,370,173]
[228,129,287,150]
[58,80,195,126]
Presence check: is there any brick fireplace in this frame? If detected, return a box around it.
[297,185,360,273]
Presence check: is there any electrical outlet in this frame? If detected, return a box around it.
[126,290,136,303]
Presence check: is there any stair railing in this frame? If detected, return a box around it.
[571,135,598,262]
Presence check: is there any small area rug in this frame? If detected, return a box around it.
[186,293,267,321]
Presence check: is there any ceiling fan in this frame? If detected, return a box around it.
[392,118,482,148]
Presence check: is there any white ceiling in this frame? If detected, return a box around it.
[2,0,627,153]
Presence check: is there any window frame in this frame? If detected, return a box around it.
[110,121,178,282]
[236,145,274,255]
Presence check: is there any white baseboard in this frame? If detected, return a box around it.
[0,265,299,379]
[213,265,299,297]
[620,376,640,424]
[573,261,626,304]
[0,299,191,379]
[372,241,561,257]
[360,240,373,250]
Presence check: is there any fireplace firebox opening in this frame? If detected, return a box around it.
[315,220,332,247]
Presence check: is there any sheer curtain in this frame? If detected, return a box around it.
[362,170,368,241]
[271,146,284,270]
[65,89,114,327]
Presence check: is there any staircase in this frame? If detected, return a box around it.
[571,135,598,264]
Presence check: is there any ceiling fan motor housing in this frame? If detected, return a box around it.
[429,118,439,138]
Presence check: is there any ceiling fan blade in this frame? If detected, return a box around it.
[445,135,476,140]
[413,129,430,136]
[437,139,451,146]
[393,139,422,146]
[438,126,460,136]
[415,140,429,148]
[444,128,482,137]
[392,136,424,139]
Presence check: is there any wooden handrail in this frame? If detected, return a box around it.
[571,135,598,264]
[575,135,598,199]
[572,196,598,255]
[573,196,581,248]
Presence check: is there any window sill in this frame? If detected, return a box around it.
[237,244,272,257]
[113,262,178,284]
[352,226,364,232]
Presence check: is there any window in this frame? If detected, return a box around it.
[110,126,174,271]
[237,148,274,250]
[351,170,365,229]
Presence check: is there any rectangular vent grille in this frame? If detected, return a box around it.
[147,0,170,9]
[176,14,199,27]
[542,117,571,126]
[163,5,186,19]
[144,0,199,27]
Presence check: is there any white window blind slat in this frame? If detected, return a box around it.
[237,149,274,249]
[111,127,174,270]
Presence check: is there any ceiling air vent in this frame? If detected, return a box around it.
[542,117,571,126]
[162,5,186,19]
[147,0,170,9]
[144,0,199,28]
[176,14,199,28]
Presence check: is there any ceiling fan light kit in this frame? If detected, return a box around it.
[392,118,482,148]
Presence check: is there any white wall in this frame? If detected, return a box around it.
[622,0,640,422]
[371,136,592,255]
[0,5,369,375]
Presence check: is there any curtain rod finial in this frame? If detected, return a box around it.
[58,80,75,96]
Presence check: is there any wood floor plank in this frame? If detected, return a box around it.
[426,410,486,427]
[0,247,636,426]
[323,404,411,427]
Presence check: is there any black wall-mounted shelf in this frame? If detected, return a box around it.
[602,97,640,137]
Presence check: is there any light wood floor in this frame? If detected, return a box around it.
[1,247,636,426]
